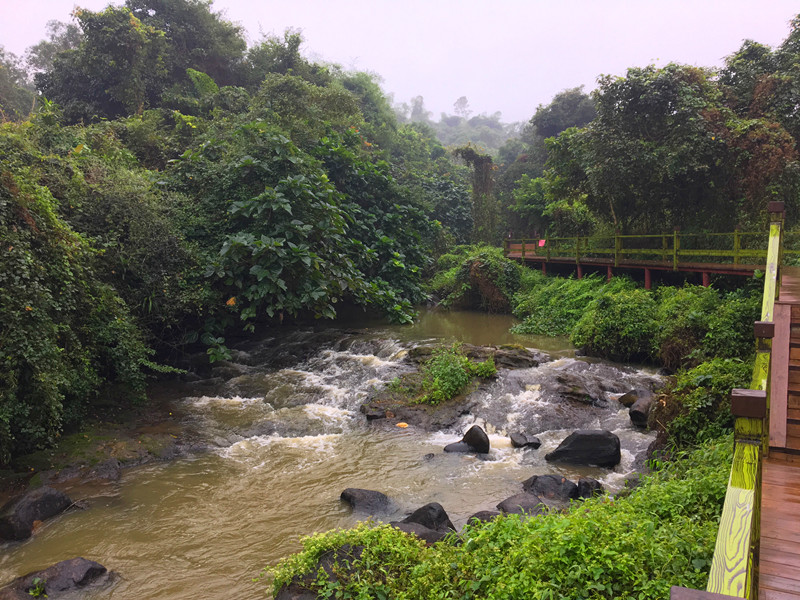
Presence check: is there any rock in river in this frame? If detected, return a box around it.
[522,474,578,505]
[496,492,547,516]
[0,557,110,599]
[545,430,621,468]
[390,502,456,545]
[510,432,541,449]
[444,425,490,454]
[629,393,655,429]
[0,487,72,541]
[340,489,392,514]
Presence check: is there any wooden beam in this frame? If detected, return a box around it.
[731,389,767,419]
[670,587,742,600]
[770,303,791,448]
[707,442,761,598]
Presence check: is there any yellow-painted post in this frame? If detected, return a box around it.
[734,229,740,265]
[673,229,680,271]
[615,233,621,267]
[706,388,765,600]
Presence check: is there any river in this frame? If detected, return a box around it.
[0,310,659,599]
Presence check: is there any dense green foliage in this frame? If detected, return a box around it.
[268,436,731,599]
[0,2,477,463]
[427,246,521,312]
[511,272,636,336]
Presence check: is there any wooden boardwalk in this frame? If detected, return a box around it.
[761,266,800,599]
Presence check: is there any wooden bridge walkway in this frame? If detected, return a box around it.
[503,229,800,288]
[672,204,800,600]
[760,267,800,600]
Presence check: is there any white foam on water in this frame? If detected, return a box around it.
[219,432,341,460]
[187,395,267,409]
[303,403,355,427]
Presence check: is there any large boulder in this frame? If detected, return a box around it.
[444,425,490,454]
[0,558,109,599]
[510,433,541,449]
[390,502,455,545]
[340,489,391,514]
[496,492,546,516]
[401,502,455,532]
[0,487,72,541]
[522,475,578,504]
[545,430,621,468]
[629,394,654,428]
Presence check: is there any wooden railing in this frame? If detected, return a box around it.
[504,226,799,269]
[671,202,785,600]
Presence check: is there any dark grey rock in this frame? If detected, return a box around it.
[545,430,621,468]
[389,521,450,545]
[466,511,501,525]
[422,453,435,461]
[629,394,654,428]
[401,502,455,533]
[577,478,605,499]
[510,433,541,449]
[340,489,391,514]
[444,442,473,453]
[522,474,578,503]
[496,492,546,516]
[444,425,489,454]
[85,459,122,483]
[0,487,72,541]
[0,557,109,599]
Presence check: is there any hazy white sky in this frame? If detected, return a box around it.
[1,0,798,123]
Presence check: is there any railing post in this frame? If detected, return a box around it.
[733,228,740,265]
[521,239,526,260]
[673,228,680,271]
[615,231,621,267]
[768,201,785,296]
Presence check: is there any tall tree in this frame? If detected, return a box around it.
[0,47,34,121]
[36,6,167,122]
[125,0,246,87]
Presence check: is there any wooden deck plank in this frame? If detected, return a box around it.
[761,456,800,598]
[772,303,792,447]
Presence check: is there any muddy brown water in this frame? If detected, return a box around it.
[0,310,658,599]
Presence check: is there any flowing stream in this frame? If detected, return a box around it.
[0,310,659,599]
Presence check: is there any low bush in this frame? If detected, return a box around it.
[512,272,636,336]
[418,343,496,405]
[654,286,760,370]
[570,288,659,362]
[656,358,753,447]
